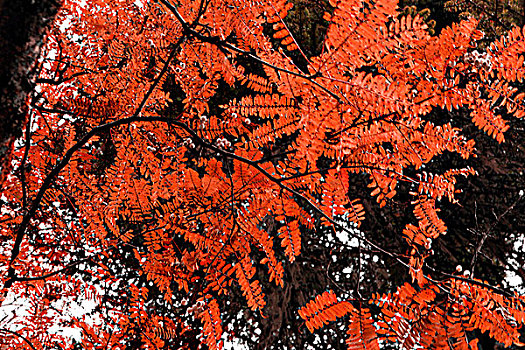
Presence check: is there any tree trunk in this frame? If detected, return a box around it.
[0,0,60,184]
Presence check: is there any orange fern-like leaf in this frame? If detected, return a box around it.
[198,298,223,350]
[278,219,301,262]
[471,100,509,143]
[346,307,380,350]
[299,290,354,332]
[412,195,447,239]
[242,73,274,93]
[227,94,297,120]
[235,256,266,311]
[265,0,298,51]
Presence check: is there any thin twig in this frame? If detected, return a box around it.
[470,194,523,277]
[9,257,90,283]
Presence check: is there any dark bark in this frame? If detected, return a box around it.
[0,0,60,183]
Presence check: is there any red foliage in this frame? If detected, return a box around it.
[0,0,524,348]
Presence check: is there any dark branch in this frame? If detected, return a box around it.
[4,35,185,290]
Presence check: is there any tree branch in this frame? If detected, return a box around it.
[4,35,185,290]
[0,328,37,350]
